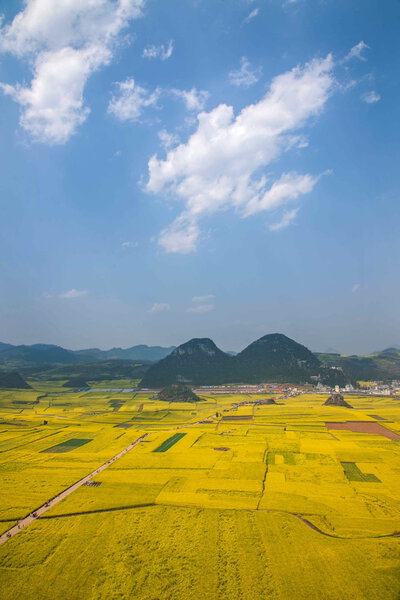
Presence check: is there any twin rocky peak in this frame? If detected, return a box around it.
[141,333,339,387]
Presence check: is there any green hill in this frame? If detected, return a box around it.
[235,333,321,383]
[315,348,400,382]
[141,338,235,387]
[141,333,341,387]
[157,384,203,403]
[0,371,31,389]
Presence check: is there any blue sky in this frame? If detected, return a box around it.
[0,0,399,354]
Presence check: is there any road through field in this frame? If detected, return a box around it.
[0,433,148,546]
[0,409,218,546]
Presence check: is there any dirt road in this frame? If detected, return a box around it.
[0,434,148,546]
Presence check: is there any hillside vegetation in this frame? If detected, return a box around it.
[141,334,344,387]
[0,371,31,389]
[157,384,204,403]
[0,343,174,369]
[316,347,400,381]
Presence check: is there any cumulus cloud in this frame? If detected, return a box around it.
[244,8,259,23]
[108,78,159,121]
[147,54,335,253]
[171,88,209,111]
[228,56,262,87]
[142,40,173,61]
[148,302,170,312]
[269,207,299,231]
[0,0,144,144]
[361,90,380,104]
[344,41,369,63]
[187,304,215,313]
[192,294,215,303]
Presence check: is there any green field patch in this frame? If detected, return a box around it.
[42,438,93,453]
[341,461,381,483]
[268,451,296,465]
[153,433,186,452]
[109,399,126,410]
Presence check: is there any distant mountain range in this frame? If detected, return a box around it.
[1,337,399,384]
[140,334,344,387]
[315,347,400,382]
[0,343,176,368]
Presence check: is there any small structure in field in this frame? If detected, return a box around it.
[157,384,203,403]
[324,393,352,408]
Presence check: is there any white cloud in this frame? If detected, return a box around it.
[148,303,170,312]
[244,172,320,217]
[228,56,262,87]
[351,283,361,293]
[244,8,259,23]
[158,216,200,254]
[121,241,138,247]
[143,40,173,61]
[171,88,209,111]
[192,294,215,303]
[0,0,144,144]
[344,41,369,62]
[59,289,87,299]
[48,289,88,299]
[147,54,334,253]
[1,45,109,144]
[187,304,215,313]
[361,90,380,104]
[159,129,179,149]
[108,78,159,121]
[269,207,299,231]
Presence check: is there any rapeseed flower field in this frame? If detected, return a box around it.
[0,386,399,599]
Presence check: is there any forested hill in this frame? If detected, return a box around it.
[0,372,31,389]
[141,333,343,387]
[235,333,321,383]
[316,347,400,381]
[140,338,235,387]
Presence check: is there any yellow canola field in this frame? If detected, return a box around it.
[0,387,399,599]
[0,507,399,600]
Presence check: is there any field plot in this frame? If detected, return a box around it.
[341,461,381,482]
[326,421,400,440]
[0,387,399,599]
[42,438,93,453]
[153,432,186,452]
[0,507,399,600]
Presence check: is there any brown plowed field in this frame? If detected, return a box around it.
[326,421,400,440]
